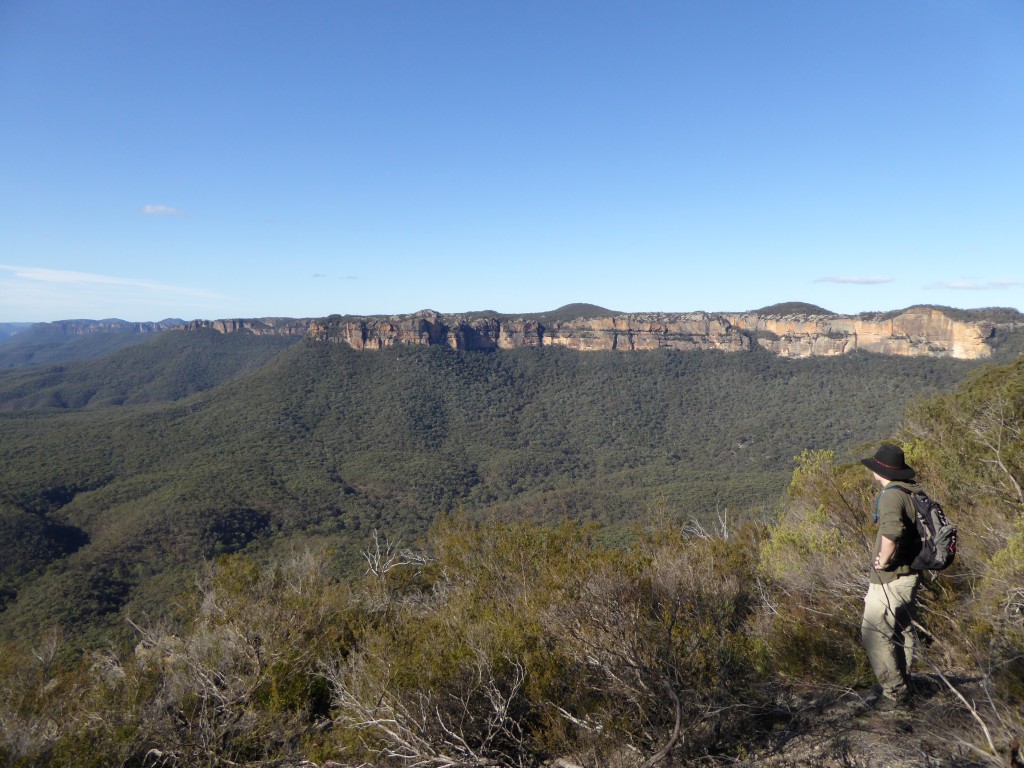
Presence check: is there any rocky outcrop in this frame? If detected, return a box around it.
[37,319,185,336]
[305,311,750,353]
[307,312,449,349]
[186,306,1011,360]
[543,314,749,352]
[184,318,310,336]
[724,307,996,359]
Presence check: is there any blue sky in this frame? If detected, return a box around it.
[2,1,1022,322]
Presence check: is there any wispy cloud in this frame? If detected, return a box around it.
[926,279,1022,291]
[0,264,222,298]
[1,262,235,320]
[814,276,893,285]
[141,204,187,216]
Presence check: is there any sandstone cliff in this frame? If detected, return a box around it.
[184,317,310,336]
[724,306,997,359]
[186,306,1014,360]
[39,318,185,336]
[306,311,750,353]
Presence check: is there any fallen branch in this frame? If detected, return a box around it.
[931,667,997,756]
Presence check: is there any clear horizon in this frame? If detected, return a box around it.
[2,2,1023,323]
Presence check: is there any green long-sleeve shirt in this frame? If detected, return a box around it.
[870,480,922,584]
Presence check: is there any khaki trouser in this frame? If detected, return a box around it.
[861,574,919,699]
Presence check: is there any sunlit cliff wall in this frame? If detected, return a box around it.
[189,307,1002,360]
[724,307,995,359]
[306,312,751,353]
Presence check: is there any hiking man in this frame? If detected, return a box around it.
[860,444,922,709]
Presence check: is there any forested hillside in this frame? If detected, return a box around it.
[0,323,33,341]
[0,329,299,409]
[1,344,1022,767]
[0,331,983,647]
[0,320,191,369]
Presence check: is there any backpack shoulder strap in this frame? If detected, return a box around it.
[874,485,902,523]
[882,485,919,524]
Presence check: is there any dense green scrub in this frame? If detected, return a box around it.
[1,430,1021,766]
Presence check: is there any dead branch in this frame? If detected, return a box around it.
[363,529,434,578]
[931,666,997,756]
[637,679,683,768]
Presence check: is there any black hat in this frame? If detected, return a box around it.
[861,444,916,481]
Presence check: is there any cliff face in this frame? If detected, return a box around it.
[40,319,185,336]
[543,315,750,352]
[306,312,750,353]
[725,307,996,359]
[189,307,1005,360]
[185,318,310,336]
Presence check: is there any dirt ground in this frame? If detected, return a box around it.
[741,674,1021,768]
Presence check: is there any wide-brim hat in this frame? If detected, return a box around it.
[861,444,916,481]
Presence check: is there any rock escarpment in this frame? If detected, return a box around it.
[36,319,186,336]
[184,317,310,336]
[306,312,751,352]
[725,307,997,359]
[187,306,1012,360]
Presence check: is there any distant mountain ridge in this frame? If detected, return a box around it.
[0,318,187,368]
[0,323,34,340]
[16,318,184,334]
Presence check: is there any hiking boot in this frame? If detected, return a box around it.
[873,695,900,711]
[908,675,938,698]
[873,694,914,712]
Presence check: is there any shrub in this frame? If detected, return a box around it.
[754,450,874,684]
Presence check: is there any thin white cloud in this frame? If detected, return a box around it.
[926,279,1022,290]
[141,204,186,216]
[0,264,227,300]
[814,276,893,285]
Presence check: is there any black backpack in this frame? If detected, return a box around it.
[896,487,957,571]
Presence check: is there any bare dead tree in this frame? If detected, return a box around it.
[115,551,345,767]
[364,529,434,579]
[682,503,731,541]
[325,650,530,768]
[538,546,759,768]
[361,529,435,612]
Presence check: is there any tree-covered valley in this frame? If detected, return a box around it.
[1,325,1022,766]
[0,328,981,642]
